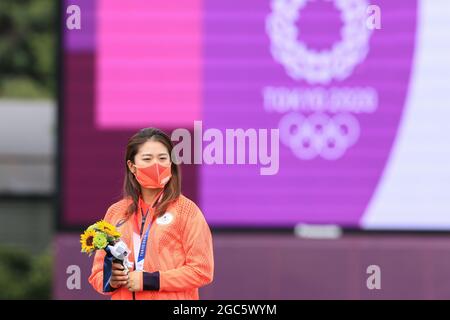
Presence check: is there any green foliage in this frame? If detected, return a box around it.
[0,246,52,299]
[0,0,56,98]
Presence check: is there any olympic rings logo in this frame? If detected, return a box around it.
[266,0,372,84]
[279,112,360,160]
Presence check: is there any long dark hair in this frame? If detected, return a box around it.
[123,128,181,218]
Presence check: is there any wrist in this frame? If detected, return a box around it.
[142,271,160,291]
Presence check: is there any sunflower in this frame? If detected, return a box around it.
[80,229,96,253]
[95,220,121,238]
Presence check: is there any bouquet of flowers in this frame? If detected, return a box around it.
[80,220,133,271]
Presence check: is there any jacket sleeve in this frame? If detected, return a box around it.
[88,206,116,295]
[152,207,214,292]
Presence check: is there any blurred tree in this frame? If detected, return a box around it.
[0,0,56,98]
[0,246,52,299]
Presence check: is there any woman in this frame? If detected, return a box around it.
[89,128,214,299]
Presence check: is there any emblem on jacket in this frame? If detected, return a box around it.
[156,212,174,225]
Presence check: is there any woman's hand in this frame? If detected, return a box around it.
[127,271,143,292]
[110,263,128,289]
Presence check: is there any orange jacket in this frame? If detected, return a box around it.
[89,195,214,300]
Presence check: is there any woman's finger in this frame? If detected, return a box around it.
[112,269,127,276]
[110,280,127,287]
[112,263,124,270]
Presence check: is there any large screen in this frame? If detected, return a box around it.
[62,0,450,230]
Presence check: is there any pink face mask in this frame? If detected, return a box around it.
[133,163,172,189]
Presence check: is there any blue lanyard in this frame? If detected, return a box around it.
[137,208,151,266]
